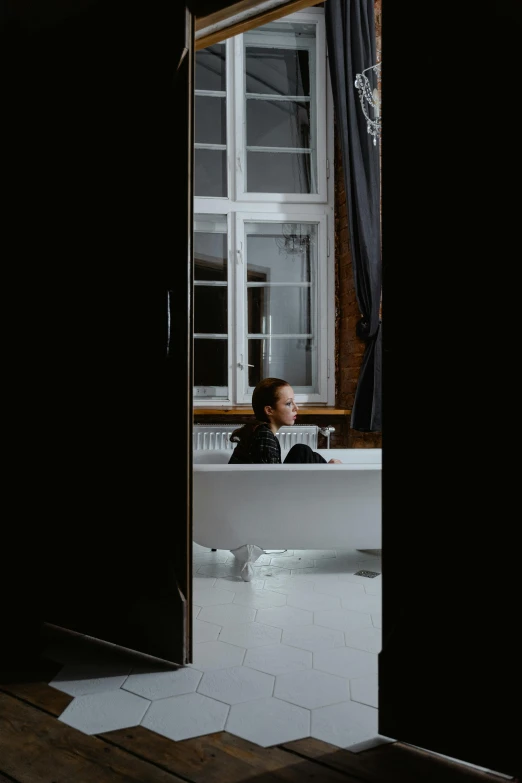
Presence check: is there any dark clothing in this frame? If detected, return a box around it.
[229,423,327,464]
[228,423,281,464]
[283,443,327,464]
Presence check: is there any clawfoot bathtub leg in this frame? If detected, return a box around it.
[230,544,264,582]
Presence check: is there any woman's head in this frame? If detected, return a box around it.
[252,377,298,431]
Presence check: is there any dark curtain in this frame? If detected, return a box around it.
[326,0,382,432]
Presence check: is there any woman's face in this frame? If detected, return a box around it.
[266,385,298,431]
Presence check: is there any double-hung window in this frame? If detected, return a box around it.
[194,8,334,406]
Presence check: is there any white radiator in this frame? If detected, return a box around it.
[193,424,319,451]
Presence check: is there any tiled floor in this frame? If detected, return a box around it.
[45,545,388,749]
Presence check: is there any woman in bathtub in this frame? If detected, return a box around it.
[228,377,342,465]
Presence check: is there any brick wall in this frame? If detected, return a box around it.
[334,0,382,449]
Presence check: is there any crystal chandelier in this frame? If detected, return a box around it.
[274,223,312,256]
[354,52,381,146]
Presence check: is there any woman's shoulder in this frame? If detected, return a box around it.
[252,423,274,438]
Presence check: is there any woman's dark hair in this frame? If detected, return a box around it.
[230,377,289,444]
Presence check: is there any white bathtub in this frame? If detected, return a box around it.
[193,448,382,579]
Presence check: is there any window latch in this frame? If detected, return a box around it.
[238,355,254,369]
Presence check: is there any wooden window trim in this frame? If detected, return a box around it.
[195,0,325,50]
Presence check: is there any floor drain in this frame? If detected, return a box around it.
[355,570,380,578]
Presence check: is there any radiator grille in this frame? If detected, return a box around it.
[193,424,319,451]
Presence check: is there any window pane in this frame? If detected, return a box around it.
[194,286,227,333]
[195,96,226,145]
[248,337,313,387]
[243,22,317,195]
[247,99,310,148]
[246,223,315,282]
[245,221,316,389]
[248,287,310,334]
[247,150,311,193]
[194,232,227,282]
[196,44,226,91]
[194,338,228,393]
[246,47,310,96]
[195,149,227,197]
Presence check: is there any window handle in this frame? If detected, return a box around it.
[238,355,254,369]
[166,289,173,357]
[237,240,243,264]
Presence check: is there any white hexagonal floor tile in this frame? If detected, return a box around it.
[244,644,312,676]
[193,577,216,589]
[350,674,378,708]
[269,556,315,569]
[264,576,316,594]
[193,605,202,618]
[141,692,229,740]
[314,609,373,633]
[256,606,313,628]
[337,572,382,587]
[193,551,229,563]
[123,667,202,700]
[251,565,292,579]
[274,669,350,709]
[292,549,337,559]
[194,619,222,643]
[364,580,382,596]
[311,557,361,573]
[198,666,274,705]
[340,593,382,614]
[50,661,132,697]
[357,557,382,570]
[344,626,382,654]
[59,689,150,735]
[313,647,378,679]
[226,697,310,747]
[281,624,345,652]
[233,590,287,609]
[312,580,366,599]
[286,591,341,612]
[214,577,265,592]
[192,587,235,606]
[311,700,378,749]
[289,569,322,579]
[196,563,241,578]
[198,603,256,626]
[190,641,246,671]
[193,542,211,554]
[219,622,282,648]
[372,613,382,629]
[290,569,321,578]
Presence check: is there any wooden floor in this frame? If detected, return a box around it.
[0,656,514,783]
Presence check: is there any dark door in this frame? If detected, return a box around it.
[378,1,519,774]
[379,478,519,779]
[2,0,194,667]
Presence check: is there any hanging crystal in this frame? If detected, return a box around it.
[354,55,381,146]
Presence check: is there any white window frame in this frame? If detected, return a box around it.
[234,212,329,404]
[194,37,236,202]
[193,7,335,408]
[193,212,233,399]
[235,11,327,203]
